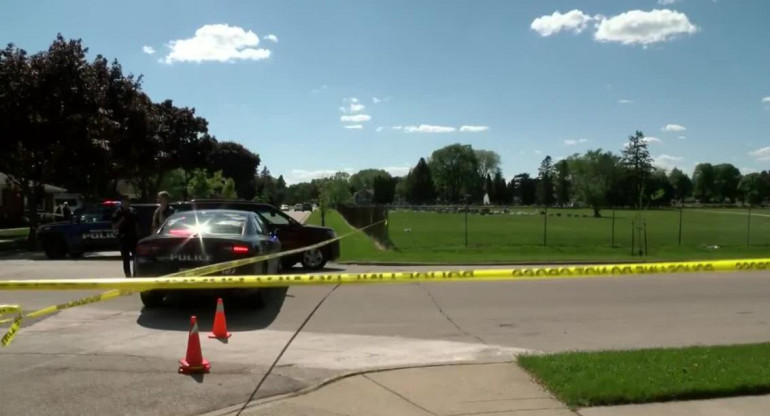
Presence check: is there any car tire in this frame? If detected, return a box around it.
[140,291,165,308]
[301,248,326,270]
[44,237,67,259]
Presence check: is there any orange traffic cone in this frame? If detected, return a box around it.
[179,316,211,374]
[208,298,232,339]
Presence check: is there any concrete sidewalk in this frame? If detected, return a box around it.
[224,363,576,416]
[210,362,770,416]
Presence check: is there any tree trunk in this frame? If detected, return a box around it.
[26,184,39,250]
[593,206,601,218]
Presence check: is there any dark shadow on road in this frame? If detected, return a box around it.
[282,266,346,273]
[189,373,204,383]
[135,287,288,332]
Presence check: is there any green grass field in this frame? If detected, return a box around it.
[308,208,770,263]
[518,343,770,408]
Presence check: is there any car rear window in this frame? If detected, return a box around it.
[255,207,293,225]
[161,212,247,236]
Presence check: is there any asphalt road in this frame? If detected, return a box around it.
[2,214,770,415]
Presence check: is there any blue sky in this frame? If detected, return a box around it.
[3,0,770,183]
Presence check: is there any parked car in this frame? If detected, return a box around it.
[293,203,303,211]
[280,204,289,211]
[302,202,313,212]
[132,209,280,308]
[36,201,157,259]
[175,200,339,270]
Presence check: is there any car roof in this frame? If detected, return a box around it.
[171,209,255,216]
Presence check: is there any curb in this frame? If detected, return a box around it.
[338,259,666,267]
[198,359,531,416]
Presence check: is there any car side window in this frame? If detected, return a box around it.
[252,214,268,235]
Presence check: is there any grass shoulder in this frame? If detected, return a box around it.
[518,343,770,408]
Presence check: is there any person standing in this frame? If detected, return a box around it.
[152,191,175,233]
[112,195,139,277]
[62,202,72,221]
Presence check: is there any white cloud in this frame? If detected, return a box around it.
[142,45,156,55]
[344,124,363,130]
[403,125,456,133]
[643,136,662,144]
[658,0,680,4]
[678,136,687,140]
[594,10,698,46]
[372,97,382,104]
[287,168,355,184]
[564,138,589,146]
[311,84,328,94]
[459,125,489,132]
[383,166,410,177]
[762,97,770,103]
[534,150,544,155]
[531,10,594,36]
[340,114,372,123]
[162,24,272,64]
[264,34,279,43]
[376,126,384,133]
[654,154,684,170]
[392,126,403,130]
[662,124,687,132]
[618,99,634,104]
[741,167,759,175]
[350,103,365,113]
[339,97,365,114]
[749,146,770,161]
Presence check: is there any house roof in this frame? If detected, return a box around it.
[0,172,68,193]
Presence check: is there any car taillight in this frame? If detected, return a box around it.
[136,245,156,256]
[232,245,250,254]
[169,229,194,237]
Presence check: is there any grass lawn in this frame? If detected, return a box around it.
[306,209,385,262]
[307,207,770,263]
[517,343,770,408]
[0,227,29,239]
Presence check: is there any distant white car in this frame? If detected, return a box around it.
[280,204,289,211]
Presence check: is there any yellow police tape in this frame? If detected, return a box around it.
[0,218,387,346]
[2,255,769,346]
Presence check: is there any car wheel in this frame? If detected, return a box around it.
[44,237,67,259]
[140,291,165,308]
[301,248,326,270]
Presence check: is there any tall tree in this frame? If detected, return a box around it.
[350,169,391,192]
[512,173,537,205]
[429,144,479,203]
[713,163,742,203]
[474,150,501,179]
[536,156,555,206]
[554,159,571,206]
[405,157,436,204]
[668,168,693,203]
[492,170,508,204]
[484,174,494,202]
[208,141,260,200]
[568,150,619,217]
[621,130,653,209]
[372,176,397,204]
[737,173,768,205]
[274,175,287,206]
[692,163,716,203]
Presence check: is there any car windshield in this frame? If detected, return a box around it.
[255,207,295,226]
[161,212,247,236]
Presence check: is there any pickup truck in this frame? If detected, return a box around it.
[36,201,157,259]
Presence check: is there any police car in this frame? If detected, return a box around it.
[36,200,157,259]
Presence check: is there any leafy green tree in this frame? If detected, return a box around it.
[319,172,352,225]
[668,168,693,203]
[738,173,768,205]
[221,178,237,199]
[474,150,501,179]
[373,176,396,204]
[713,163,742,203]
[621,131,653,209]
[554,159,571,206]
[484,174,494,202]
[208,141,260,200]
[568,150,619,217]
[692,163,716,202]
[647,169,674,206]
[405,157,436,204]
[429,144,479,203]
[536,156,555,206]
[187,169,213,199]
[350,169,391,192]
[512,173,537,205]
[492,170,508,204]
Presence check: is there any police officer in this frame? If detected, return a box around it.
[112,195,140,277]
[152,191,175,233]
[62,202,72,221]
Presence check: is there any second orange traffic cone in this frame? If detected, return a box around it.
[179,316,211,374]
[208,297,231,339]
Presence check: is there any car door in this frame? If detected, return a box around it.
[256,206,304,252]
